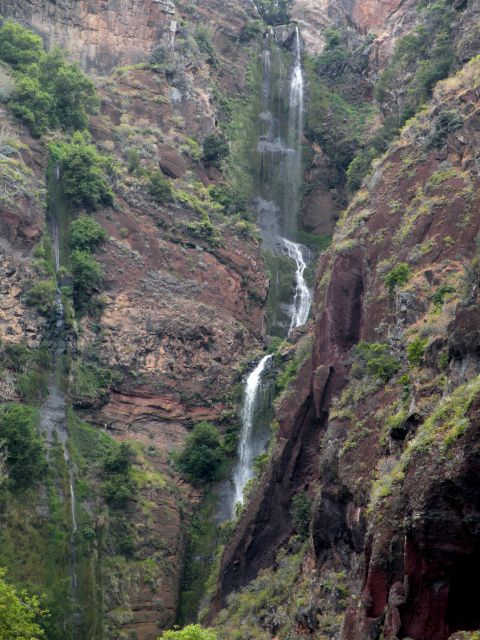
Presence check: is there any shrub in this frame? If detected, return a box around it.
[70,216,107,252]
[0,568,46,639]
[202,134,229,166]
[353,342,400,383]
[24,279,57,314]
[102,442,137,509]
[1,21,98,137]
[209,183,248,217]
[17,371,48,405]
[175,422,226,485]
[290,492,312,540]
[148,170,172,204]
[254,0,291,25]
[384,263,411,296]
[0,403,46,489]
[8,75,53,137]
[158,625,217,640]
[49,132,113,210]
[407,336,428,367]
[428,109,463,148]
[194,27,217,66]
[240,20,264,42]
[0,19,43,68]
[70,249,102,308]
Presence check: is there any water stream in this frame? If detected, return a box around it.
[40,180,80,635]
[225,26,312,518]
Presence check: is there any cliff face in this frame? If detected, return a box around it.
[211,30,480,640]
[0,2,268,639]
[0,0,256,72]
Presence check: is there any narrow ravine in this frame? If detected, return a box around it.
[226,26,312,517]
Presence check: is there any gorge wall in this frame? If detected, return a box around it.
[2,0,480,639]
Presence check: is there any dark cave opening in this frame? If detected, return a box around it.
[446,551,480,633]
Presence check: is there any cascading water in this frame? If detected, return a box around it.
[232,355,273,509]
[225,26,313,518]
[39,171,80,635]
[279,237,312,334]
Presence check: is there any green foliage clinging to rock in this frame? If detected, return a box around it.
[0,19,98,137]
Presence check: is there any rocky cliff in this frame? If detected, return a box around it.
[2,0,480,639]
[209,3,480,638]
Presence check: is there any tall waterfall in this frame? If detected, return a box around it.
[40,174,80,636]
[225,26,312,518]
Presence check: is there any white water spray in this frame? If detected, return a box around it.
[231,355,273,513]
[226,26,312,518]
[279,237,311,334]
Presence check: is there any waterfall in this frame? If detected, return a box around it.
[40,171,80,635]
[223,26,312,518]
[279,237,312,334]
[231,355,273,512]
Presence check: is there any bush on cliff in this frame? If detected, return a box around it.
[202,134,229,167]
[158,625,217,640]
[0,403,46,490]
[148,170,173,204]
[49,132,113,210]
[0,20,98,137]
[0,568,46,639]
[384,263,411,297]
[70,249,103,309]
[175,422,226,486]
[70,216,107,252]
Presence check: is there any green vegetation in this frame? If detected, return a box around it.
[0,568,46,639]
[0,404,46,490]
[254,0,292,25]
[175,422,226,485]
[384,263,411,296]
[375,0,454,127]
[49,132,113,210]
[70,249,103,309]
[0,342,50,405]
[407,336,428,367]
[24,279,57,315]
[159,625,217,640]
[70,216,107,251]
[149,170,173,204]
[352,342,400,383]
[0,20,98,137]
[71,359,119,402]
[203,134,229,167]
[102,442,137,509]
[428,109,463,148]
[290,492,312,540]
[194,27,217,67]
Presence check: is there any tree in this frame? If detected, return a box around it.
[0,19,43,69]
[9,74,53,138]
[50,132,113,210]
[39,48,98,131]
[158,625,217,640]
[70,249,103,308]
[202,134,229,166]
[0,568,46,639]
[175,422,226,485]
[0,404,46,489]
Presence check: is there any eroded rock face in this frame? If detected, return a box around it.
[210,50,480,640]
[0,0,256,72]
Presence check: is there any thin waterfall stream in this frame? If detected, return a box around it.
[225,26,312,518]
[40,177,81,635]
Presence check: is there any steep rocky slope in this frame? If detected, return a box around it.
[210,34,480,640]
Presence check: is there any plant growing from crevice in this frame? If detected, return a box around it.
[384,263,411,297]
